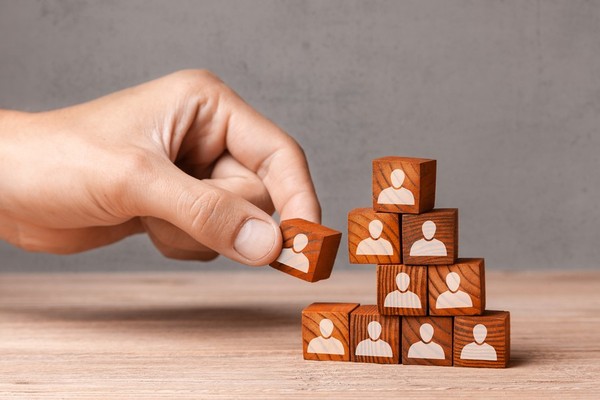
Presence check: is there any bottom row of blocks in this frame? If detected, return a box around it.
[302,303,510,368]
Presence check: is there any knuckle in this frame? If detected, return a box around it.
[173,68,220,83]
[167,70,236,118]
[16,235,76,254]
[147,233,181,259]
[16,236,43,253]
[170,69,227,97]
[285,135,307,159]
[155,244,183,260]
[12,225,46,253]
[12,221,83,254]
[144,221,179,247]
[157,245,181,260]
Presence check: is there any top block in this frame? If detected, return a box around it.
[372,156,437,214]
[270,219,342,283]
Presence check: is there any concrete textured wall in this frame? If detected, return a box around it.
[0,0,598,271]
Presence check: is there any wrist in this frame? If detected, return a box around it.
[0,110,37,212]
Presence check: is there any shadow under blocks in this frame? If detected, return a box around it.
[301,156,511,368]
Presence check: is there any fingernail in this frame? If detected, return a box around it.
[234,218,277,261]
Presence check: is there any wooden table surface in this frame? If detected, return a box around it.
[1,269,599,399]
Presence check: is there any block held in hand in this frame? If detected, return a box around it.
[270,219,342,282]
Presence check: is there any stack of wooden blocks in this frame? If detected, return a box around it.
[301,156,510,368]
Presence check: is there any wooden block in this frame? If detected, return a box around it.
[454,311,510,368]
[302,302,360,362]
[348,208,401,265]
[377,264,427,316]
[401,316,453,366]
[429,258,486,316]
[402,208,458,265]
[350,305,401,364]
[270,219,342,282]
[372,156,436,214]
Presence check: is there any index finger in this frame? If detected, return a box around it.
[219,88,322,224]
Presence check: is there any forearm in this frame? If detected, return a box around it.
[0,109,31,135]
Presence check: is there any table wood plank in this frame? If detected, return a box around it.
[0,270,599,399]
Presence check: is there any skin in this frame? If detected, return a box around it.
[0,70,321,266]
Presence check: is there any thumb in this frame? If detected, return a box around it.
[132,162,282,266]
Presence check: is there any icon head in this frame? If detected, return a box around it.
[293,233,309,253]
[319,318,334,339]
[390,169,406,189]
[422,220,437,240]
[395,272,410,292]
[419,323,435,343]
[367,321,382,341]
[368,220,384,240]
[445,272,461,292]
[473,324,488,344]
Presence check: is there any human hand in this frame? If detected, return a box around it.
[0,70,320,266]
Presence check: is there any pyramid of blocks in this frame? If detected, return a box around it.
[300,156,511,368]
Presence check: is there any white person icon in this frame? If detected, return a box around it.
[356,220,394,256]
[460,324,498,361]
[409,220,447,256]
[377,169,415,205]
[355,321,393,358]
[307,318,345,355]
[435,272,473,309]
[384,272,422,309]
[275,233,310,273]
[407,323,445,360]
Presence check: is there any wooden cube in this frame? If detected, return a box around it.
[454,311,510,368]
[377,264,427,316]
[270,219,342,282]
[401,316,453,366]
[348,208,401,265]
[302,302,360,361]
[429,258,486,316]
[350,305,401,364]
[372,156,436,214]
[402,208,458,265]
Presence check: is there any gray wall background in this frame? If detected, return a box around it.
[0,0,598,272]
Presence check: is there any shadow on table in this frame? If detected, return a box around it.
[5,304,300,331]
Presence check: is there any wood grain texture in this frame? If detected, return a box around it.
[348,207,401,265]
[0,270,599,398]
[402,316,453,366]
[270,218,341,282]
[350,305,400,364]
[302,302,359,362]
[372,156,436,214]
[454,311,510,368]
[377,264,427,316]
[429,258,486,316]
[402,208,458,265]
